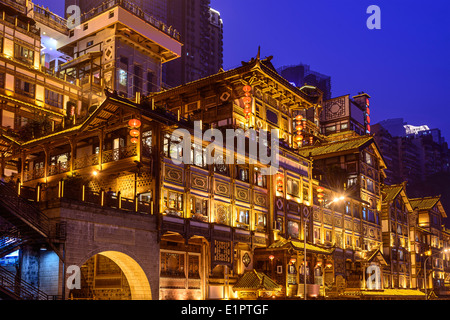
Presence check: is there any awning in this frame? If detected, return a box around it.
[232,270,281,292]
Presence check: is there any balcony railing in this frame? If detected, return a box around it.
[24,167,44,182]
[79,0,180,41]
[74,153,99,170]
[48,161,70,176]
[102,145,137,164]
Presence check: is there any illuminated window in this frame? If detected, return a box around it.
[302,183,309,201]
[45,89,63,108]
[160,252,185,277]
[325,230,332,243]
[15,78,35,98]
[287,178,299,197]
[255,212,267,231]
[163,133,183,161]
[253,167,267,188]
[236,208,250,229]
[287,220,299,239]
[162,189,184,217]
[190,196,208,222]
[119,69,128,87]
[188,255,200,279]
[236,165,249,182]
[14,43,34,65]
[191,143,206,168]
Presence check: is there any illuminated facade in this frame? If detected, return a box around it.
[0,0,448,301]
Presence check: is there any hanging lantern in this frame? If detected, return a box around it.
[269,255,275,261]
[309,136,313,144]
[130,137,139,144]
[317,187,324,193]
[276,173,284,192]
[242,96,252,104]
[295,114,303,122]
[129,129,140,137]
[128,118,141,128]
[243,85,252,93]
[295,124,303,131]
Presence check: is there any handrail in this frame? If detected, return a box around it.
[0,181,50,238]
[0,265,58,300]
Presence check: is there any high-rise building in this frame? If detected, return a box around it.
[278,64,332,100]
[372,119,450,185]
[164,0,223,87]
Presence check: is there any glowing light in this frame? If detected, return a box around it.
[128,119,141,128]
[92,170,98,176]
[129,129,140,137]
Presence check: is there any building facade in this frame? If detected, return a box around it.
[0,0,448,301]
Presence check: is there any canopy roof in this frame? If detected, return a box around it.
[233,270,281,292]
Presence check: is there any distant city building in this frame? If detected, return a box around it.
[164,0,223,87]
[372,119,450,185]
[278,64,332,100]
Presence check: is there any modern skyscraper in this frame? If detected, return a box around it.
[164,0,223,87]
[278,64,332,100]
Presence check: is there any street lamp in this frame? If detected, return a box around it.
[424,248,449,300]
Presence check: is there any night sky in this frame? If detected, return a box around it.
[39,0,450,141]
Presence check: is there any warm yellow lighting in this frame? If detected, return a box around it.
[92,170,98,176]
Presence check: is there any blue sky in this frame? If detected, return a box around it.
[210,0,450,140]
[37,0,450,140]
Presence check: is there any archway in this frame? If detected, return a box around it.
[70,251,152,300]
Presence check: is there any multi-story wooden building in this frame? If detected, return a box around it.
[380,183,413,289]
[409,196,448,296]
[0,0,447,301]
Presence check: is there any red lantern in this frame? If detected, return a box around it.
[242,96,252,104]
[295,115,303,121]
[243,85,252,93]
[295,124,303,131]
[317,187,324,193]
[129,129,140,137]
[130,137,139,144]
[128,119,141,128]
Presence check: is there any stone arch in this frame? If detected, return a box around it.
[73,250,152,300]
[99,251,152,300]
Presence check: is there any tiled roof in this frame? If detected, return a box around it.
[232,270,281,291]
[343,289,425,297]
[409,196,440,211]
[381,185,403,202]
[409,196,447,218]
[298,136,373,158]
[268,237,334,254]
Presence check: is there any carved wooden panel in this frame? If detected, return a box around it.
[191,173,208,191]
[254,192,267,207]
[235,186,249,202]
[164,165,183,184]
[214,180,230,197]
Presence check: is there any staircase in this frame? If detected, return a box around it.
[0,181,65,300]
[0,265,58,300]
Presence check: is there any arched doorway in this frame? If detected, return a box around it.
[69,251,152,300]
